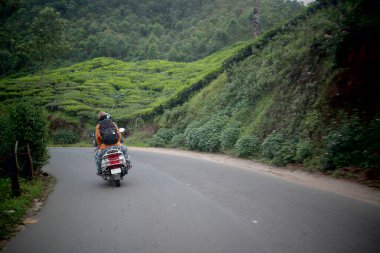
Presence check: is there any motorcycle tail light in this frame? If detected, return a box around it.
[103,151,124,168]
[107,153,119,159]
[106,154,122,166]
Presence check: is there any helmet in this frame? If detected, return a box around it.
[98,111,111,121]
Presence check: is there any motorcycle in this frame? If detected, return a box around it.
[100,148,130,187]
[96,128,131,187]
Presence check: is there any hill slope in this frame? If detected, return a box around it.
[0,41,251,125]
[149,0,380,179]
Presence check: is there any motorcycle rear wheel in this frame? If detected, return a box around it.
[115,180,121,187]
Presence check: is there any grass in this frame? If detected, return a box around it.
[47,139,148,148]
[0,177,51,241]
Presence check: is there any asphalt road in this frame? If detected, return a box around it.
[3,147,380,253]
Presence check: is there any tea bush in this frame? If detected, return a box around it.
[271,141,296,166]
[261,133,285,160]
[220,123,241,151]
[170,133,186,147]
[295,139,314,163]
[185,116,227,152]
[234,135,260,157]
[150,128,177,147]
[184,122,202,150]
[149,136,166,147]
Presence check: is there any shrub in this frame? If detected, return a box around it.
[295,139,314,163]
[234,135,260,157]
[362,117,380,168]
[185,127,201,150]
[0,107,13,157]
[220,123,240,151]
[52,129,80,144]
[185,116,227,152]
[0,107,13,176]
[321,115,380,171]
[149,136,166,147]
[150,128,177,147]
[271,142,296,166]
[170,133,186,147]
[261,133,296,166]
[261,133,285,160]
[8,102,49,171]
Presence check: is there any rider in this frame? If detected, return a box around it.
[94,111,130,175]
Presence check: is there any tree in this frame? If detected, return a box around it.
[226,18,239,42]
[145,32,159,59]
[147,43,159,59]
[252,0,260,37]
[96,29,127,58]
[0,50,14,76]
[29,7,66,79]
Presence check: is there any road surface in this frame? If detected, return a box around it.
[3,147,380,253]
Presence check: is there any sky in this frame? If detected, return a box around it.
[297,0,316,4]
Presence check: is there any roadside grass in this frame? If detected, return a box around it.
[125,136,150,148]
[48,141,92,148]
[0,177,51,242]
[47,138,148,148]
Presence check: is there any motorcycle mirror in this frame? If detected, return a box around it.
[119,128,125,133]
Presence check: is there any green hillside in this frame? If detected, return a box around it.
[0,41,251,125]
[149,0,380,181]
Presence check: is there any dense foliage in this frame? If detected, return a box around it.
[52,129,80,145]
[0,0,305,76]
[0,103,49,175]
[153,0,380,175]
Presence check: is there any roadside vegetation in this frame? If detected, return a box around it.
[149,0,380,184]
[0,103,51,243]
[0,178,48,243]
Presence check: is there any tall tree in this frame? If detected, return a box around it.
[0,50,14,76]
[29,6,66,79]
[252,0,260,37]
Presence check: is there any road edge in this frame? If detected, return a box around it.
[129,147,380,207]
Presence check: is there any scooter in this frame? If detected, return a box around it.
[96,128,131,187]
[100,147,130,187]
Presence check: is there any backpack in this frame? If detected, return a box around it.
[99,119,119,145]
